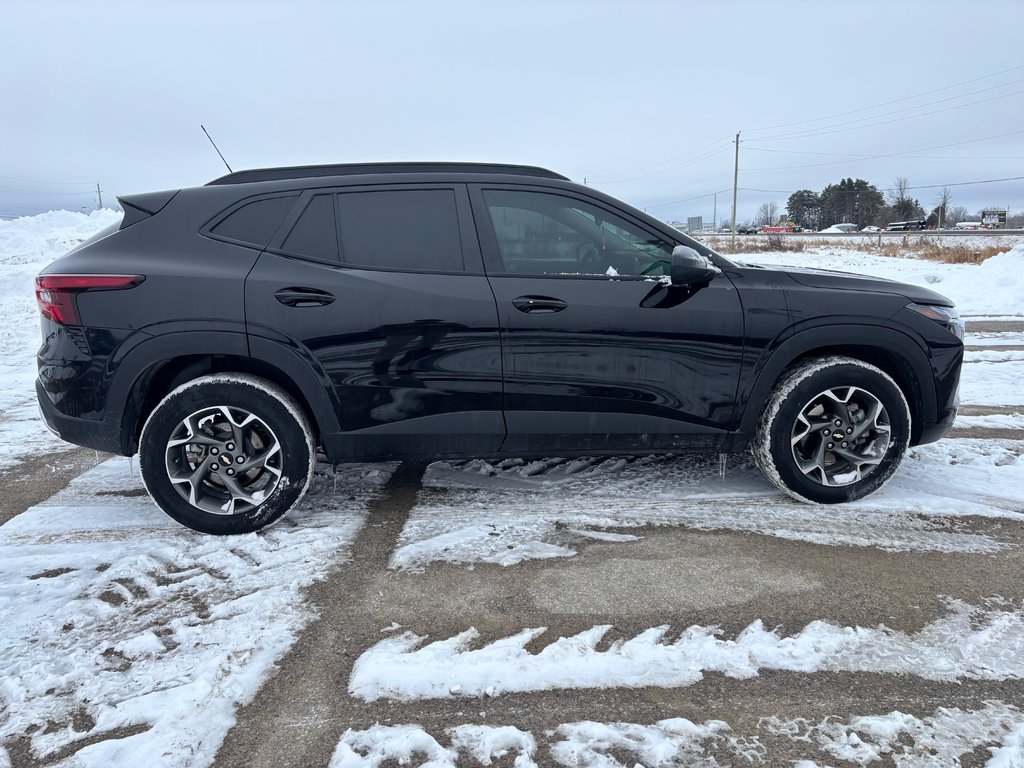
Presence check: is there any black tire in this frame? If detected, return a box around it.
[752,356,911,504]
[139,374,315,534]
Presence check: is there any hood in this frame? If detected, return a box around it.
[740,262,955,307]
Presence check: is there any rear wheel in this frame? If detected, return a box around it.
[139,374,315,534]
[752,356,911,504]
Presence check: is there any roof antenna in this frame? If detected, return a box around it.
[201,125,233,173]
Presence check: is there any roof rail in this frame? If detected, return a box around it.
[207,162,569,186]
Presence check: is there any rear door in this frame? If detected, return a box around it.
[470,184,745,454]
[245,183,504,459]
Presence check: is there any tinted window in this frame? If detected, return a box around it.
[211,195,296,246]
[337,190,463,272]
[483,189,674,277]
[283,194,338,261]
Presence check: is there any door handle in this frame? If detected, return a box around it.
[274,287,336,307]
[512,295,568,313]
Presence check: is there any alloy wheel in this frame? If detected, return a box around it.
[790,386,891,487]
[164,405,283,516]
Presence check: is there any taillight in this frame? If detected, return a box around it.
[35,274,145,325]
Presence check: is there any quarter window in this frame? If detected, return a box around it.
[211,195,297,247]
[337,189,463,272]
[483,189,674,277]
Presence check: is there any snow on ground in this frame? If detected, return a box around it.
[738,243,1024,317]
[956,412,1024,430]
[348,598,1024,702]
[392,438,1024,569]
[0,210,121,469]
[966,331,1024,346]
[0,458,393,768]
[331,703,1024,768]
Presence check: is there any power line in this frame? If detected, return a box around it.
[593,143,732,184]
[745,64,1024,133]
[747,88,1024,142]
[745,127,1024,163]
[0,173,96,186]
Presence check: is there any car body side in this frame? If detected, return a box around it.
[36,172,961,462]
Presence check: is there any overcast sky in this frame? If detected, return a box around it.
[2,0,1022,224]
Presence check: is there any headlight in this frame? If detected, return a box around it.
[906,303,964,339]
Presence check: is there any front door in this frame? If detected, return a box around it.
[471,185,745,454]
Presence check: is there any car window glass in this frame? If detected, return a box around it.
[282,194,338,261]
[337,189,463,272]
[483,189,674,276]
[211,195,296,247]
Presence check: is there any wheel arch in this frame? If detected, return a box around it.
[732,324,935,448]
[109,332,341,455]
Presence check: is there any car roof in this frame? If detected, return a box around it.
[207,162,569,186]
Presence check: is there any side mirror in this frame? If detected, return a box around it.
[670,245,719,287]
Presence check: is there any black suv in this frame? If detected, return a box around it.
[36,163,963,534]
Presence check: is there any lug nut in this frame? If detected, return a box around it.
[841,441,848,448]
[236,455,245,464]
[226,468,235,476]
[210,447,219,455]
[226,443,235,451]
[822,428,830,435]
[847,427,853,434]
[827,442,834,449]
[211,463,219,471]
[834,419,842,426]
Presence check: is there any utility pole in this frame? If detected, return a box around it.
[713,192,718,232]
[730,132,740,247]
[96,183,103,209]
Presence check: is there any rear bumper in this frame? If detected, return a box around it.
[36,379,125,455]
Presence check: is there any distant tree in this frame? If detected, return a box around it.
[820,178,885,228]
[888,177,924,220]
[946,206,969,226]
[786,189,822,229]
[931,187,954,228]
[1007,211,1024,228]
[754,201,780,227]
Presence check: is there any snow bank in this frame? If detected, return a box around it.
[0,209,121,468]
[742,243,1024,316]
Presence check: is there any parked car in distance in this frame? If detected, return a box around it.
[737,225,758,235]
[861,226,881,233]
[36,162,964,533]
[954,221,982,230]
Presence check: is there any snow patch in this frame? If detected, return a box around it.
[349,599,1024,702]
[0,458,393,767]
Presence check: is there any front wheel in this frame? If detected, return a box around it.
[752,356,911,504]
[139,374,316,534]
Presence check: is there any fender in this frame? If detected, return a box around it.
[729,322,935,443]
[106,328,341,454]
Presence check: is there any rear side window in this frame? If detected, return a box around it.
[282,194,339,261]
[211,195,296,246]
[337,189,463,272]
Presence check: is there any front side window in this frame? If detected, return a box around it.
[337,189,464,272]
[483,189,674,277]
